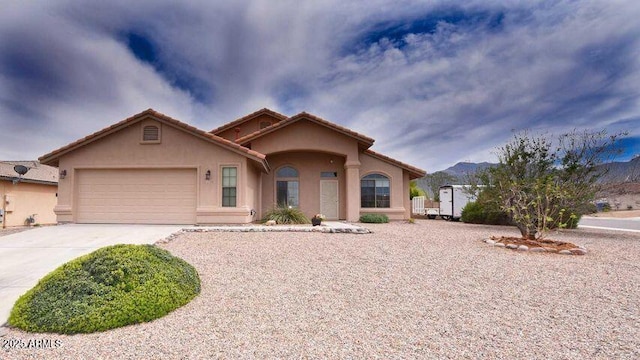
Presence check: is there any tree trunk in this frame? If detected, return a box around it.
[516,223,537,240]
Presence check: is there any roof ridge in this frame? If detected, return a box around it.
[364,149,426,178]
[39,109,269,171]
[210,108,288,134]
[236,111,375,146]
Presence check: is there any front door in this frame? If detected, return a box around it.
[320,180,339,220]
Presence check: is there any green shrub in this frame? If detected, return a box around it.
[263,206,310,224]
[461,201,510,225]
[359,214,389,223]
[9,244,200,334]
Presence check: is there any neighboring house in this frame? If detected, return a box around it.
[0,161,58,228]
[39,109,426,224]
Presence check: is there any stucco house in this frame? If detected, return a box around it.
[39,109,425,224]
[1,161,58,228]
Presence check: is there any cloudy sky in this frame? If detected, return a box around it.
[1,0,639,172]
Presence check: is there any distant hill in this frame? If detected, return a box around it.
[599,156,640,183]
[416,157,640,199]
[434,157,639,183]
[442,162,496,179]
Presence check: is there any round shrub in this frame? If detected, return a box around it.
[461,201,510,225]
[9,244,200,334]
[359,214,389,223]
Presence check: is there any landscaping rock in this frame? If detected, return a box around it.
[485,239,495,245]
[494,243,506,248]
[517,245,529,251]
[570,248,587,255]
[506,244,518,249]
[265,220,276,226]
[544,247,558,253]
[558,250,572,255]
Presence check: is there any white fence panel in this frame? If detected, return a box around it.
[412,196,426,215]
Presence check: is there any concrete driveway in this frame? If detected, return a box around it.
[0,224,183,327]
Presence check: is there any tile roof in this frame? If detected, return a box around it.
[236,111,375,147]
[363,149,426,179]
[39,109,270,172]
[0,161,58,184]
[210,108,288,134]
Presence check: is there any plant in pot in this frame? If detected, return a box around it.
[311,214,325,226]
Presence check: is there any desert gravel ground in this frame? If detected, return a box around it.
[2,220,639,359]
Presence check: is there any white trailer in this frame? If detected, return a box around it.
[438,185,478,221]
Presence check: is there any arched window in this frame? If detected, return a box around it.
[276,166,299,207]
[361,173,390,208]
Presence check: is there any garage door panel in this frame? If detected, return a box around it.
[76,169,197,224]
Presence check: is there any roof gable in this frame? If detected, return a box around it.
[39,109,269,172]
[236,111,375,148]
[210,108,288,135]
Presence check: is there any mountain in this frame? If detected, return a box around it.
[442,162,496,178]
[415,158,640,199]
[599,156,640,183]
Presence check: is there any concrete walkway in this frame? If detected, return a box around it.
[0,224,182,327]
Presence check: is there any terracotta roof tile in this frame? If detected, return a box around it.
[39,109,269,172]
[364,149,426,179]
[210,108,288,134]
[236,111,375,147]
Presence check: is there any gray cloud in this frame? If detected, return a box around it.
[0,0,638,171]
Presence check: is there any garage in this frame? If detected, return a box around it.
[75,168,197,224]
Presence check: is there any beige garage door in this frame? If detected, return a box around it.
[76,168,197,224]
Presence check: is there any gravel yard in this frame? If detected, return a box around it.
[2,220,639,359]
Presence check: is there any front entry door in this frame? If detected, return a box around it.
[320,180,339,220]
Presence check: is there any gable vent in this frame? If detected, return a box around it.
[143,125,159,141]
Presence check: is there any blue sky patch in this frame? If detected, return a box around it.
[126,32,158,64]
[354,7,505,51]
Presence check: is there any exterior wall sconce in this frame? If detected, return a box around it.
[205,170,211,181]
[59,170,67,179]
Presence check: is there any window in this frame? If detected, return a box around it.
[142,125,160,142]
[361,173,390,208]
[222,167,237,207]
[276,166,299,207]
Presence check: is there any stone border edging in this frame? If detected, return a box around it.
[482,238,587,255]
[157,226,372,243]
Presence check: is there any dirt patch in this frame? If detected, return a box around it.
[490,236,578,251]
[587,209,640,218]
[0,227,32,237]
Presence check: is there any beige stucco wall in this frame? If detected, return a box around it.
[250,119,360,221]
[261,152,346,220]
[248,120,360,161]
[249,119,412,221]
[1,181,57,228]
[217,114,283,141]
[246,162,262,222]
[55,117,258,224]
[359,152,410,220]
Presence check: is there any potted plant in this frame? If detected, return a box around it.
[311,214,325,226]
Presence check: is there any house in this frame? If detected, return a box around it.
[39,109,426,224]
[0,161,58,228]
